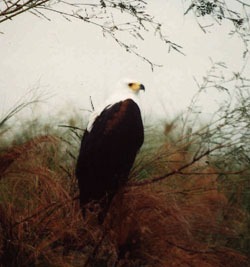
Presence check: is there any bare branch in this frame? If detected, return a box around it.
[184,0,250,57]
[130,144,226,187]
[0,1,184,69]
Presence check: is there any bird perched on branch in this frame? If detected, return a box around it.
[75,79,145,221]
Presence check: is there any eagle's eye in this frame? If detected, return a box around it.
[128,83,133,87]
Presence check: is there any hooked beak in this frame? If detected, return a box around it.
[140,84,145,91]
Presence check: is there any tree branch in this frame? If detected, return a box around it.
[129,144,229,187]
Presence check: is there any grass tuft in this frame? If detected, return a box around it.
[0,124,249,266]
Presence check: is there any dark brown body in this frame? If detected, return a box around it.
[75,99,144,216]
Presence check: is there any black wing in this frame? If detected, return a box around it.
[76,99,144,205]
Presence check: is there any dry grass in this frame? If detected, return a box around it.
[0,133,249,267]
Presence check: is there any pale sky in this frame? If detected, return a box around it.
[0,1,248,126]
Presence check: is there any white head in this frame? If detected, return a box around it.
[87,79,145,131]
[117,78,145,94]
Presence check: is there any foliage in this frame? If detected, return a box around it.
[0,1,249,264]
[184,0,250,57]
[0,0,182,69]
[2,1,250,67]
[0,77,249,266]
[0,125,249,266]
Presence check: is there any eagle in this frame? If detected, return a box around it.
[75,80,145,221]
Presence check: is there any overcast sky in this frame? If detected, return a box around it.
[0,1,248,125]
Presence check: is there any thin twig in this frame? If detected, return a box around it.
[12,194,79,228]
[130,144,228,187]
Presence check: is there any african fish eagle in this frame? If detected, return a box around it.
[75,80,145,219]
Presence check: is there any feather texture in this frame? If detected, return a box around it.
[76,99,144,209]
